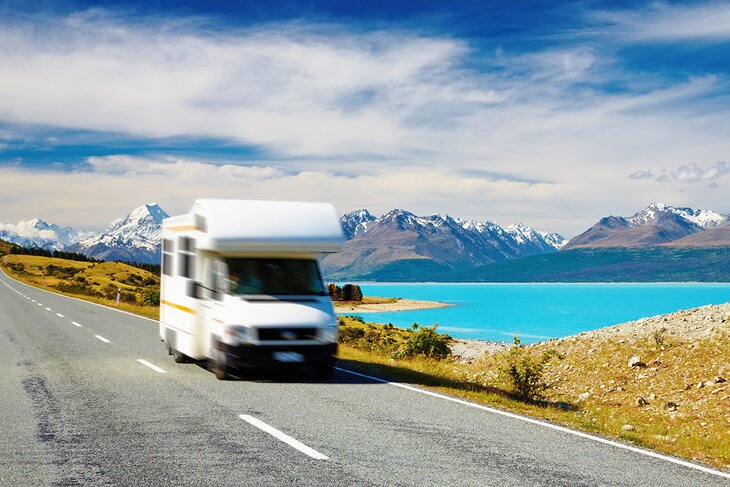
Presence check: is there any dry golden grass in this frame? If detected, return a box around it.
[1,254,160,319]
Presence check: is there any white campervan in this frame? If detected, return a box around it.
[159,199,344,380]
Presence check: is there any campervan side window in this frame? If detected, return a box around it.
[162,239,174,276]
[178,237,195,279]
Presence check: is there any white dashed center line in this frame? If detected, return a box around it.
[56,313,64,318]
[94,335,110,343]
[239,414,329,460]
[45,307,51,311]
[71,322,82,327]
[137,359,166,374]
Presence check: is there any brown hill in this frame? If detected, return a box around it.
[565,212,702,249]
[667,225,730,247]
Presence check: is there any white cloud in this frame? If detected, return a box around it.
[628,169,653,179]
[0,220,58,241]
[1,10,730,235]
[658,161,730,183]
[592,2,730,42]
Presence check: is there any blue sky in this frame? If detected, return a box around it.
[1,0,729,235]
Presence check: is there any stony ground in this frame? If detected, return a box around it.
[468,303,730,468]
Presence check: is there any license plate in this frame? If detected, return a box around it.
[273,352,304,363]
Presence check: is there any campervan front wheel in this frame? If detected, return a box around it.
[312,358,335,380]
[210,348,230,380]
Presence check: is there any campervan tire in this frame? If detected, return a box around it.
[313,359,335,380]
[211,349,229,380]
[172,349,190,363]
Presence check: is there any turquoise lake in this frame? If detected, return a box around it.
[342,283,730,344]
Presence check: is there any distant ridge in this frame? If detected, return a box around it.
[565,203,729,249]
[323,208,566,279]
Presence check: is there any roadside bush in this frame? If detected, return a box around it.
[102,284,119,300]
[140,288,160,306]
[5,263,29,275]
[44,265,82,279]
[393,324,451,359]
[119,291,136,303]
[500,337,562,401]
[54,281,102,297]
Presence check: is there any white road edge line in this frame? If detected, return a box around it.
[56,313,64,318]
[334,367,730,480]
[239,414,329,461]
[94,335,110,343]
[136,359,166,374]
[71,321,82,327]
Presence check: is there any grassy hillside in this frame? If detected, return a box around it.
[432,246,730,282]
[1,254,160,319]
[0,239,19,256]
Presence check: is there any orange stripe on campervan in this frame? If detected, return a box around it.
[167,225,200,232]
[161,299,197,315]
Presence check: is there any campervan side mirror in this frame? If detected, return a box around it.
[187,280,202,299]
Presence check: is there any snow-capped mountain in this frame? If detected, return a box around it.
[67,203,169,264]
[0,218,97,252]
[324,208,565,278]
[565,202,729,249]
[505,223,568,252]
[341,209,376,239]
[626,202,726,229]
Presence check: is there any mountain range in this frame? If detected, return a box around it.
[1,201,729,280]
[565,202,729,249]
[0,218,96,252]
[0,204,168,264]
[323,209,566,279]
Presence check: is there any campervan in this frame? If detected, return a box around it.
[159,199,344,380]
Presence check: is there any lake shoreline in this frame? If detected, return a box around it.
[334,297,451,314]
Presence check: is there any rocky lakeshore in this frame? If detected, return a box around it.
[465,302,729,468]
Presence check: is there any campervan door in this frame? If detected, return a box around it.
[159,224,205,360]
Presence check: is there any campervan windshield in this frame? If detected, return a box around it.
[225,258,326,296]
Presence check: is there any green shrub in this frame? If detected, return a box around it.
[140,288,160,306]
[500,337,562,400]
[394,324,451,359]
[53,280,102,297]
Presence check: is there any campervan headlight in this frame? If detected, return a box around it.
[319,320,339,343]
[223,325,253,346]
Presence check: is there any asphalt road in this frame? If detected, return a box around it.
[1,269,728,486]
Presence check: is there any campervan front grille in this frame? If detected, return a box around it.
[257,328,318,341]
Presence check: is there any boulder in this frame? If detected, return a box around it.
[628,356,645,368]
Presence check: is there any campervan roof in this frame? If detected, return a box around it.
[164,199,345,253]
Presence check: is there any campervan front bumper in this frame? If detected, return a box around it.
[221,343,337,368]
